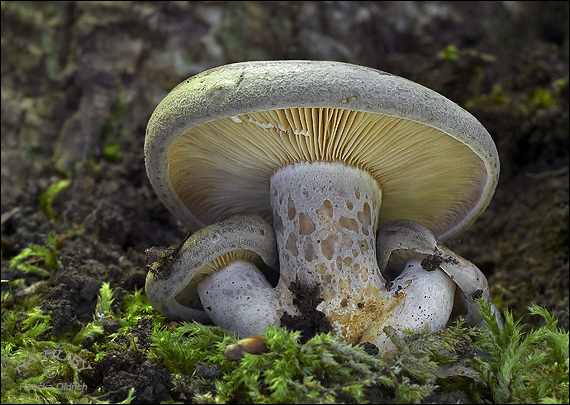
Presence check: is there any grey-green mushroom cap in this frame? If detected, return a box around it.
[145,60,500,240]
[144,214,278,322]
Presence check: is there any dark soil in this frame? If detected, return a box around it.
[280,279,334,343]
[85,348,173,404]
[2,2,568,403]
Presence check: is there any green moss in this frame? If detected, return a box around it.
[118,289,158,330]
[527,88,557,109]
[1,281,153,403]
[437,44,460,61]
[471,301,569,404]
[102,143,122,162]
[465,83,512,109]
[39,179,71,221]
[9,232,58,277]
[3,279,567,404]
[465,76,569,114]
[213,327,394,404]
[149,321,236,376]
[1,292,84,403]
[526,77,569,109]
[54,159,73,178]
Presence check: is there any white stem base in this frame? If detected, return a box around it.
[197,260,280,337]
[361,259,456,361]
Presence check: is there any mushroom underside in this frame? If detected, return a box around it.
[168,107,490,240]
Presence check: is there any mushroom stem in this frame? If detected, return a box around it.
[270,161,449,348]
[360,259,456,360]
[271,162,385,342]
[198,260,280,337]
[270,162,456,349]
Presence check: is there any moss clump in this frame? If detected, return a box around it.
[471,302,569,404]
[465,83,512,109]
[9,231,59,277]
[1,290,90,404]
[39,179,71,221]
[1,282,147,404]
[214,327,395,404]
[149,321,236,376]
[3,277,567,404]
[465,76,568,114]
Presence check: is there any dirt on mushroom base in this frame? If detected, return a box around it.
[280,279,334,343]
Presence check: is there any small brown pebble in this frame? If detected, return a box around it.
[166,321,182,330]
[224,336,269,361]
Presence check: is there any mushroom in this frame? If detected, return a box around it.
[144,61,500,356]
[145,214,280,336]
[374,219,503,356]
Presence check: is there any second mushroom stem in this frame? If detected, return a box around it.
[198,260,280,337]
